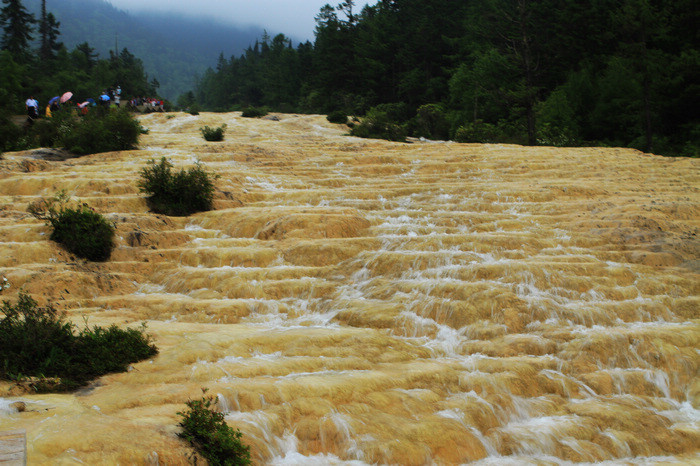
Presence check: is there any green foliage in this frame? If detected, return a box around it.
[350,105,407,142]
[177,389,251,466]
[200,124,226,141]
[454,121,502,144]
[0,0,36,62]
[536,88,581,146]
[28,191,116,262]
[0,106,142,155]
[240,106,268,118]
[138,157,217,216]
[411,104,450,140]
[188,103,201,116]
[61,108,142,155]
[181,0,698,157]
[0,291,158,392]
[326,110,348,124]
[0,113,24,151]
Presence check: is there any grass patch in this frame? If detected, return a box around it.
[28,192,115,262]
[0,292,158,392]
[178,389,251,465]
[138,157,217,216]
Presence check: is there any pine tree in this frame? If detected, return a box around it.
[0,0,35,62]
[38,0,61,62]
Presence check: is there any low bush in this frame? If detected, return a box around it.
[241,106,268,118]
[411,103,450,140]
[0,292,158,392]
[1,108,142,155]
[201,124,227,141]
[0,114,24,151]
[177,389,251,466]
[28,192,115,261]
[138,157,217,216]
[454,120,502,144]
[350,105,408,142]
[188,103,201,116]
[61,108,143,155]
[326,111,348,125]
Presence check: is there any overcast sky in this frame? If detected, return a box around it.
[106,0,375,40]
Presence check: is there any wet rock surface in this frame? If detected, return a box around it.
[0,112,698,464]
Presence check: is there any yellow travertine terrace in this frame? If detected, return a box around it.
[0,112,698,464]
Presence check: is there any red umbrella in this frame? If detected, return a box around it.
[60,92,73,103]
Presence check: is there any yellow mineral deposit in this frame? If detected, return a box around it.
[0,112,698,464]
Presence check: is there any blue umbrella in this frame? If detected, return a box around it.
[48,96,60,105]
[86,98,96,105]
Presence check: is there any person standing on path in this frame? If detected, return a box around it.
[25,96,39,120]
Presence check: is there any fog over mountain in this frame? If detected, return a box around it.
[26,0,273,99]
[106,0,375,41]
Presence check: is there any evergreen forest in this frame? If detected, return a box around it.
[0,0,158,117]
[188,0,699,157]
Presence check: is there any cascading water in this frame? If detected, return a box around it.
[0,112,698,464]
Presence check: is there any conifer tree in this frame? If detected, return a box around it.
[0,0,36,62]
[38,0,61,62]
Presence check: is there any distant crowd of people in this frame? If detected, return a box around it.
[128,97,165,111]
[24,85,164,122]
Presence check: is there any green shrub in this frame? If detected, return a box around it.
[326,111,348,124]
[28,192,115,261]
[31,117,62,147]
[0,292,158,392]
[411,103,450,140]
[241,106,268,118]
[61,108,143,155]
[188,103,201,116]
[350,105,408,142]
[0,114,23,151]
[200,124,227,141]
[454,120,502,143]
[138,157,217,216]
[177,389,251,466]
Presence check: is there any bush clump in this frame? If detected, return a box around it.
[28,192,115,261]
[200,124,227,141]
[350,104,408,142]
[0,114,25,151]
[62,108,143,155]
[326,111,348,125]
[0,292,158,392]
[138,157,217,216]
[410,103,450,140]
[178,389,251,466]
[240,106,268,118]
[0,108,142,155]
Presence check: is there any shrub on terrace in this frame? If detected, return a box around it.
[240,106,268,118]
[138,157,217,216]
[28,191,115,262]
[0,292,158,392]
[177,389,251,466]
[200,124,227,141]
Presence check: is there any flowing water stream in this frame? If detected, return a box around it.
[0,112,698,464]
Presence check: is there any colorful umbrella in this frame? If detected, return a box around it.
[60,92,73,103]
[78,101,89,108]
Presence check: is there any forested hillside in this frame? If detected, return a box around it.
[22,0,264,99]
[192,0,699,157]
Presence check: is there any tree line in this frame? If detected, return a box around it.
[0,0,158,116]
[187,0,698,157]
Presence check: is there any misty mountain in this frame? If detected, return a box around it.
[25,0,267,99]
